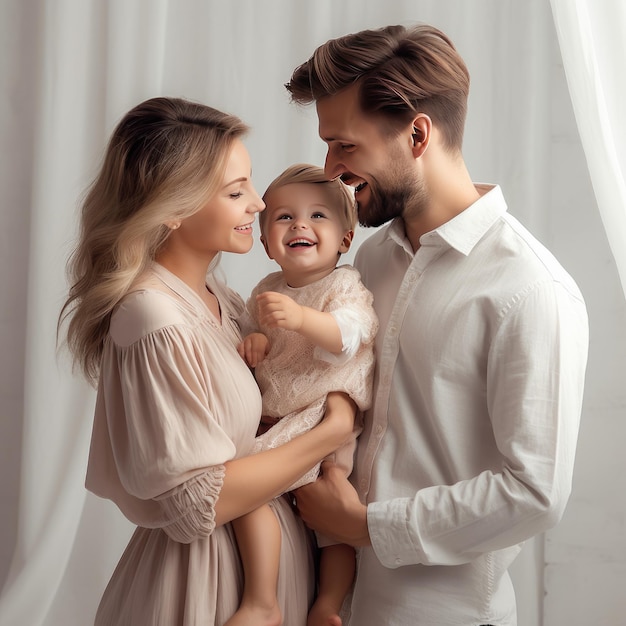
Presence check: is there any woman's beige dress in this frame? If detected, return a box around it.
[86,263,315,625]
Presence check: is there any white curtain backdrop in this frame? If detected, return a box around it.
[550,0,626,298]
[1,1,624,625]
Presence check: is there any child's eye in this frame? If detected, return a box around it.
[276,214,292,221]
[311,212,326,219]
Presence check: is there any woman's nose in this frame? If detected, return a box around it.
[248,185,265,213]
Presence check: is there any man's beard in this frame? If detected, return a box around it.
[358,174,427,228]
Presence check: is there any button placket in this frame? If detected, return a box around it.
[363,263,423,495]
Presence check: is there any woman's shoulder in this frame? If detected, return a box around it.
[110,288,188,348]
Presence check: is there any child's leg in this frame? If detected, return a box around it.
[225,504,282,626]
[307,543,356,626]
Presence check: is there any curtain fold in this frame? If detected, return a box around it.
[0,1,100,623]
[550,0,626,297]
[0,2,171,624]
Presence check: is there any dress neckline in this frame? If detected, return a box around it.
[152,262,223,328]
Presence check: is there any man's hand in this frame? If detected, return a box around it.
[294,462,370,547]
[237,332,270,368]
[257,291,304,332]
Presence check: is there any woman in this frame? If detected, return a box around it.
[59,97,355,625]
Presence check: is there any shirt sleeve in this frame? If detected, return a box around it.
[367,279,589,567]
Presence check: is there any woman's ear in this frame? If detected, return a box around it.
[410,114,431,157]
[339,229,354,254]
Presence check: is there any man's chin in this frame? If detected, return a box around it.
[358,213,387,229]
[357,202,392,228]
[355,201,374,228]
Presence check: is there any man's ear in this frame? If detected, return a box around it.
[410,114,431,157]
[260,235,273,259]
[339,229,354,254]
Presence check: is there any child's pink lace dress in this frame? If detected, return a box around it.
[241,265,378,489]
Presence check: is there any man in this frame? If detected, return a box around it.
[288,24,589,625]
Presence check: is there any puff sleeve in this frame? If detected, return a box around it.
[86,289,259,542]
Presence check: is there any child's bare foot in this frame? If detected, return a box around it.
[307,599,342,626]
[224,601,282,626]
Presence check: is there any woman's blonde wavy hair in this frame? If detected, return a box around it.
[59,97,248,384]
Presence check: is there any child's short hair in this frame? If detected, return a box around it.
[259,164,357,235]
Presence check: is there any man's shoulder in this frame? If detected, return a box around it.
[497,213,583,299]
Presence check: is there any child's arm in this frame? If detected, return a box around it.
[256,291,343,354]
[237,332,270,368]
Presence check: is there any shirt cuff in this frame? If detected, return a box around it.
[367,498,421,568]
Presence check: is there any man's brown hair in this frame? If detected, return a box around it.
[286,24,470,151]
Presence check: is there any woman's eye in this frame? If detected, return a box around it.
[230,191,243,199]
[340,144,356,152]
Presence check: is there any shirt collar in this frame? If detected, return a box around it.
[387,184,508,257]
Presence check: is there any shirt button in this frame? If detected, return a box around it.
[395,557,402,565]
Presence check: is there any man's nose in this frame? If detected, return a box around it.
[324,151,343,181]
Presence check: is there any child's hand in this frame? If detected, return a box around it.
[237,332,270,368]
[256,291,304,332]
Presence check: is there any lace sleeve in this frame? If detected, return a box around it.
[314,268,378,364]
